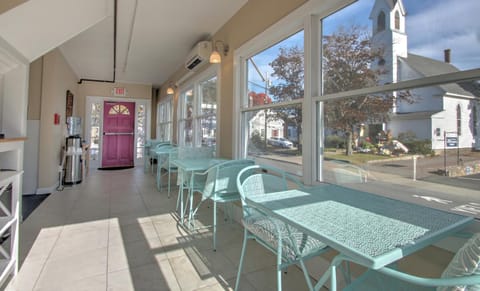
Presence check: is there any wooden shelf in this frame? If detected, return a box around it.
[0,137,27,143]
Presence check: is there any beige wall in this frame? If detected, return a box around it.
[0,0,26,14]
[28,51,152,190]
[77,81,152,120]
[158,0,307,158]
[38,49,79,188]
[28,58,42,120]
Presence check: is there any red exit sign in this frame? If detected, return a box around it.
[113,87,127,96]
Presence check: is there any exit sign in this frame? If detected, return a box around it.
[113,87,127,96]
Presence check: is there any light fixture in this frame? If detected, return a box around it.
[209,40,229,64]
[166,83,175,95]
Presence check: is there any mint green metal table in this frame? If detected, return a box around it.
[172,158,227,226]
[245,184,473,291]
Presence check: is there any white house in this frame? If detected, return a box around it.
[370,0,480,151]
[248,110,284,140]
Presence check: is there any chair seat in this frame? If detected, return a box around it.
[209,192,240,203]
[242,212,328,262]
[343,269,435,291]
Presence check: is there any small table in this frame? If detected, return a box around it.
[246,184,473,290]
[172,158,227,226]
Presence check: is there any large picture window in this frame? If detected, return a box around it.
[235,0,480,216]
[178,67,218,148]
[240,30,304,173]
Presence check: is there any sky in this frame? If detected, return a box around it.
[248,0,480,94]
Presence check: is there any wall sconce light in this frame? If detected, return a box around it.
[209,40,229,64]
[166,83,175,95]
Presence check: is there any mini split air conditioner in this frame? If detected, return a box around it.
[185,41,212,71]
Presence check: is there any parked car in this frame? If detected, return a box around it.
[268,137,293,148]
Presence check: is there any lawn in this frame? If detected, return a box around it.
[324,150,394,165]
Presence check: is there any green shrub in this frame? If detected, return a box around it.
[361,141,376,149]
[325,135,345,149]
[402,139,434,155]
[397,131,417,143]
[250,130,264,148]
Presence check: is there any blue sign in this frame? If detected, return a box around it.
[446,137,458,147]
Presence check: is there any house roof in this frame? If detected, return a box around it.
[399,53,480,98]
[390,110,442,120]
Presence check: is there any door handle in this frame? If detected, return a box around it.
[103,132,134,136]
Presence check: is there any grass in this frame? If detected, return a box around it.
[324,150,394,165]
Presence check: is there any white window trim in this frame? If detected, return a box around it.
[233,0,480,184]
[85,96,151,167]
[177,65,221,148]
[157,96,173,142]
[233,0,351,182]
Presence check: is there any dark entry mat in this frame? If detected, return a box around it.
[98,166,134,170]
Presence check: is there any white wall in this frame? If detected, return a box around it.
[389,118,431,141]
[396,84,444,113]
[2,64,28,138]
[23,120,39,194]
[441,97,476,149]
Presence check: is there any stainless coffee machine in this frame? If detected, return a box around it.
[64,117,83,185]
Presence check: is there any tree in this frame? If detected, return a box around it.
[322,25,410,155]
[248,92,272,106]
[269,46,304,149]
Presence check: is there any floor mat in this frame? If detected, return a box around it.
[97,166,134,170]
[23,194,50,220]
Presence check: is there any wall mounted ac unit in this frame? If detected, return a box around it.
[185,41,212,71]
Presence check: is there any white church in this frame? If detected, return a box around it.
[370,0,480,151]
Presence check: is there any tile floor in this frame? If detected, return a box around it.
[4,166,332,291]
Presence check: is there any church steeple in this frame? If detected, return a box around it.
[370,0,407,85]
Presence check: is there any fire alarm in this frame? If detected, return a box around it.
[54,113,60,125]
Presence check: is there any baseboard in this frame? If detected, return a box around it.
[35,183,58,195]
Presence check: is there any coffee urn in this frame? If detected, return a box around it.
[64,117,83,185]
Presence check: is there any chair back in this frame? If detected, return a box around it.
[178,146,214,160]
[158,144,177,170]
[438,233,480,291]
[332,162,367,184]
[149,141,170,156]
[201,160,255,199]
[237,165,300,216]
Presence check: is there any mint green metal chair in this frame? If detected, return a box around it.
[235,164,330,291]
[155,144,177,197]
[342,233,480,291]
[175,146,215,215]
[189,159,255,250]
[144,140,169,173]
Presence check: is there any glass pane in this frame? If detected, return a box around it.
[321,81,480,215]
[322,0,480,94]
[200,116,216,147]
[136,105,145,159]
[89,103,101,161]
[245,105,302,171]
[246,30,304,108]
[200,76,217,116]
[180,120,193,146]
[183,88,194,119]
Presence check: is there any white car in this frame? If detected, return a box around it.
[268,137,293,148]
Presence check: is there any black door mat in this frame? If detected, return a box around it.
[98,166,134,170]
[22,194,50,220]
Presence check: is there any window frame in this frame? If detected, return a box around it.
[156,97,173,142]
[235,0,480,186]
[177,65,220,148]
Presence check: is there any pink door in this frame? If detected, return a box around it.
[102,101,135,168]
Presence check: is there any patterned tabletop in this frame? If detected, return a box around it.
[246,184,473,269]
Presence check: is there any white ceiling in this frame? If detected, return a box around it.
[59,0,247,87]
